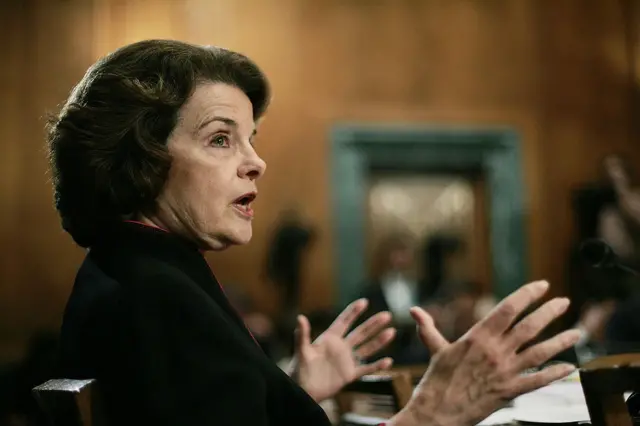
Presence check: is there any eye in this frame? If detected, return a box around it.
[209,134,230,147]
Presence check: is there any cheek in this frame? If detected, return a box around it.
[169,160,229,217]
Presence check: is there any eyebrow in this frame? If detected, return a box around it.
[196,116,257,137]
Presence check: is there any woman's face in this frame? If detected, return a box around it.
[150,82,266,250]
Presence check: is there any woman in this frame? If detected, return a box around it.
[49,40,580,426]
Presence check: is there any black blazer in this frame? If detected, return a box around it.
[356,282,430,365]
[59,222,330,426]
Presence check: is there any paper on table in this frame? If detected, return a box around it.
[513,381,587,409]
[512,406,591,424]
[477,379,591,425]
[342,412,388,425]
[478,408,518,426]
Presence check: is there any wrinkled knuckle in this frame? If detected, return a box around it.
[360,323,373,336]
[500,302,518,319]
[458,334,477,351]
[518,320,538,340]
[374,334,387,346]
[467,331,486,347]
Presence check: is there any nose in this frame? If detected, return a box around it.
[237,149,266,181]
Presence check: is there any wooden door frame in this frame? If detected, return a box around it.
[330,124,528,307]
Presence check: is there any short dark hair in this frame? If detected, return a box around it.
[47,39,270,247]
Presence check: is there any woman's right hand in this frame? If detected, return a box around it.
[388,280,581,426]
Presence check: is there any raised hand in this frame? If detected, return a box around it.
[606,155,640,229]
[290,299,396,402]
[389,280,581,426]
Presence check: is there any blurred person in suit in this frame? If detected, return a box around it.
[51,39,581,426]
[361,232,421,326]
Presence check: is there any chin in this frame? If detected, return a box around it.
[205,227,253,250]
[231,230,253,246]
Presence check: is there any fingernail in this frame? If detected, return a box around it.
[571,329,583,340]
[535,280,549,290]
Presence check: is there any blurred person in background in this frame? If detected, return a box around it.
[419,234,464,303]
[362,232,420,326]
[565,154,640,359]
[357,232,429,364]
[358,232,497,363]
[418,234,496,339]
[599,154,640,351]
[48,39,580,426]
[444,282,495,340]
[265,208,315,314]
[264,209,316,359]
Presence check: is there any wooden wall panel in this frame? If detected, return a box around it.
[0,2,29,355]
[0,0,639,360]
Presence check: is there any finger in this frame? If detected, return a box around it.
[514,329,582,372]
[295,315,312,352]
[608,163,631,195]
[353,327,396,359]
[346,311,393,347]
[326,299,369,336]
[505,297,570,352]
[410,307,450,353]
[507,363,576,398]
[355,357,394,377]
[475,280,549,334]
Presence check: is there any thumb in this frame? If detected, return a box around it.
[294,314,312,353]
[410,307,449,354]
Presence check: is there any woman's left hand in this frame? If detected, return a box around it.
[289,299,396,402]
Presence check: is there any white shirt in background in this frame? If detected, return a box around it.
[381,273,418,324]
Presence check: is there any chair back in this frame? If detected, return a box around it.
[32,378,107,426]
[580,353,640,426]
[341,372,413,412]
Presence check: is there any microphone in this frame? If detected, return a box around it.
[579,239,640,276]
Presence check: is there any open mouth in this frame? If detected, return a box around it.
[232,192,256,217]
